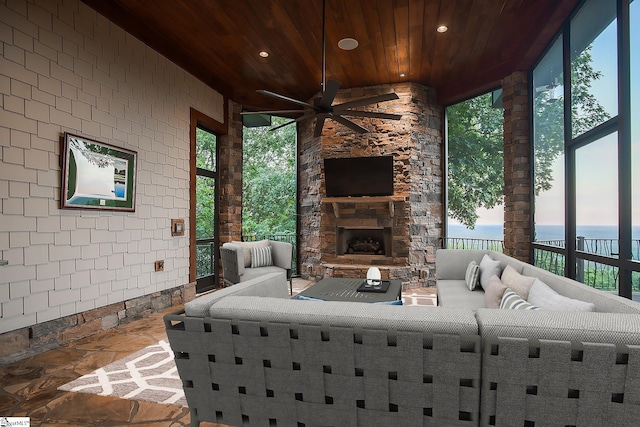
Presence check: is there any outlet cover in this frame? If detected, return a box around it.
[155,260,165,272]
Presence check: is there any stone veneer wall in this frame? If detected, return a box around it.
[502,71,532,261]
[298,83,443,288]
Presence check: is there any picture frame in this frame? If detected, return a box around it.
[61,133,137,211]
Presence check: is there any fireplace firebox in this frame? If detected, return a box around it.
[336,227,393,257]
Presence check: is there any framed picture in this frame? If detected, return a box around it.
[61,133,137,211]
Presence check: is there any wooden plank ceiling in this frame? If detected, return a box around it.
[81,0,580,110]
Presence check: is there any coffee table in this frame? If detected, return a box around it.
[296,277,402,304]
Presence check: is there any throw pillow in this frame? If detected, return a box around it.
[484,274,508,309]
[232,240,270,268]
[464,260,480,291]
[528,278,596,312]
[501,264,536,300]
[500,288,541,310]
[251,245,273,268]
[478,254,501,290]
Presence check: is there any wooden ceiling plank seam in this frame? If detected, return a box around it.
[407,0,424,82]
[337,1,379,88]
[428,0,459,86]
[419,0,440,84]
[393,0,410,79]
[376,0,399,83]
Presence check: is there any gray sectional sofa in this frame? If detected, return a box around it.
[164,249,640,427]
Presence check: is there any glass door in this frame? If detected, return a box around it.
[195,127,219,293]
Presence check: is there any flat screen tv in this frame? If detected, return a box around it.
[324,155,394,197]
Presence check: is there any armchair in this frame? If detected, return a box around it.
[220,240,293,294]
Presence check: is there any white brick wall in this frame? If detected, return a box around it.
[0,0,225,334]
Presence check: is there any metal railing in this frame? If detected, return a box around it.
[243,233,299,276]
[442,237,505,252]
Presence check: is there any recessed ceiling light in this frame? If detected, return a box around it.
[400,73,406,77]
[436,25,448,33]
[259,51,269,58]
[338,38,359,50]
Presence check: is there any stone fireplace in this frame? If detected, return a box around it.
[298,82,444,288]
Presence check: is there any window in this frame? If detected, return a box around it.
[570,0,617,138]
[533,36,565,247]
[532,0,638,298]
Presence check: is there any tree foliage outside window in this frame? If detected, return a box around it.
[195,128,217,241]
[447,93,504,229]
[242,117,297,236]
[447,46,609,230]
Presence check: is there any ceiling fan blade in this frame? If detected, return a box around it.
[241,110,306,115]
[269,111,315,132]
[313,116,326,137]
[257,89,317,110]
[339,110,403,120]
[269,120,296,132]
[334,92,399,110]
[332,115,369,134]
[318,79,341,109]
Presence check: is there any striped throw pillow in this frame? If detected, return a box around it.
[500,288,541,310]
[465,260,480,291]
[251,246,273,268]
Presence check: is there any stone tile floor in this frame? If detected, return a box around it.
[0,279,436,426]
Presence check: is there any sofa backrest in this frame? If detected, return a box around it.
[184,271,288,317]
[435,249,526,280]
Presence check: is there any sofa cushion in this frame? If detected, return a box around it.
[500,288,540,310]
[251,245,273,268]
[437,279,486,310]
[476,308,640,345]
[184,271,287,317]
[500,265,535,300]
[484,275,507,309]
[528,278,596,312]
[211,296,480,335]
[465,260,480,291]
[479,254,501,290]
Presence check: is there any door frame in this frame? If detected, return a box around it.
[190,108,227,291]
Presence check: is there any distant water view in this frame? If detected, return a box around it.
[448,224,640,259]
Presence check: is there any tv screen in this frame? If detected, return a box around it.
[324,155,394,197]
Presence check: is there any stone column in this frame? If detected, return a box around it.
[219,99,243,243]
[502,72,532,262]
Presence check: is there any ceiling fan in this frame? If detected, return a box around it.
[241,0,402,137]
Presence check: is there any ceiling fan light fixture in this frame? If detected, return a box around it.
[436,25,448,33]
[338,38,359,50]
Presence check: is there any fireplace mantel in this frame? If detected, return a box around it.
[323,193,408,218]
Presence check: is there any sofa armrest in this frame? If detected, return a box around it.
[269,240,293,270]
[220,244,244,283]
[185,271,288,317]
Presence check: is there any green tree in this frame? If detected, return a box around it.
[448,46,610,229]
[242,117,297,236]
[447,93,504,228]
